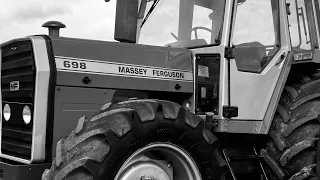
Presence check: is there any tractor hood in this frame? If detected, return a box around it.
[48,36,194,93]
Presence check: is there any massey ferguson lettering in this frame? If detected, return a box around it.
[152,70,184,79]
[56,58,191,81]
[118,65,185,80]
[118,66,147,75]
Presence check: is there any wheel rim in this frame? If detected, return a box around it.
[114,143,202,180]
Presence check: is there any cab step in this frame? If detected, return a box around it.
[222,147,269,180]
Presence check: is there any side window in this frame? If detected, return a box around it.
[190,1,226,45]
[138,1,180,46]
[287,0,314,51]
[191,5,213,44]
[232,0,280,73]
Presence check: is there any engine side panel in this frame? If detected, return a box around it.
[50,37,194,93]
[49,37,196,154]
[51,86,193,155]
[52,86,115,153]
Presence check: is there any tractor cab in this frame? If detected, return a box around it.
[132,0,281,74]
[115,0,320,134]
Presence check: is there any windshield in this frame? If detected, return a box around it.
[138,0,226,47]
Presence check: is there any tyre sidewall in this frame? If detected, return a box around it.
[101,113,220,180]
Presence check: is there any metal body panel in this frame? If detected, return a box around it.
[55,56,193,93]
[50,37,193,71]
[214,53,293,134]
[215,119,263,134]
[313,49,320,63]
[228,0,291,121]
[229,52,285,120]
[50,37,193,93]
[0,36,51,164]
[259,53,293,134]
[56,70,193,93]
[52,86,114,154]
[0,160,50,180]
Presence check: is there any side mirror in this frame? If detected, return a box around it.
[233,41,267,73]
[114,0,139,43]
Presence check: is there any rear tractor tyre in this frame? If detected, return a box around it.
[42,99,224,180]
[263,74,320,180]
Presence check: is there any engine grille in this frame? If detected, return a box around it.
[1,41,35,160]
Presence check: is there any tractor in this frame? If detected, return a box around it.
[0,0,319,179]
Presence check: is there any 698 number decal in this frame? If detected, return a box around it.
[63,61,87,69]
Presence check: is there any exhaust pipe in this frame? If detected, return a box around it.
[42,21,66,37]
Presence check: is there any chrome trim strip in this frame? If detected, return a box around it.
[30,36,50,163]
[214,119,262,134]
[55,56,193,73]
[55,57,193,82]
[192,55,196,113]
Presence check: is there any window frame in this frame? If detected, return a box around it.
[287,0,319,51]
[230,0,281,73]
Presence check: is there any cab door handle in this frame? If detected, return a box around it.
[276,52,287,66]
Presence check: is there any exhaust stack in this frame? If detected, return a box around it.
[42,21,66,37]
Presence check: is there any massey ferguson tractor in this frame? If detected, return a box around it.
[0,0,320,179]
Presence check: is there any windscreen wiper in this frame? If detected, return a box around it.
[141,0,160,27]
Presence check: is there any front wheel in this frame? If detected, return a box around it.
[42,99,224,180]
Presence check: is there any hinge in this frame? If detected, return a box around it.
[224,46,235,59]
[286,3,291,15]
[223,106,238,118]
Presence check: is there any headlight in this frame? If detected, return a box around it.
[3,104,11,121]
[22,105,31,124]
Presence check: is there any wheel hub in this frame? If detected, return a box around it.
[140,176,155,180]
[114,143,201,180]
[117,154,172,180]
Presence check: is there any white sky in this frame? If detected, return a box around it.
[0,0,117,43]
[0,0,306,48]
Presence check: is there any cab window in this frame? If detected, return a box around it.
[286,0,318,52]
[191,5,213,43]
[287,0,310,50]
[232,0,280,73]
[138,0,226,48]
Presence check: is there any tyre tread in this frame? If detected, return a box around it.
[42,100,220,180]
[264,73,320,179]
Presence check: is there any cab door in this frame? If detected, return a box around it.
[228,0,291,121]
